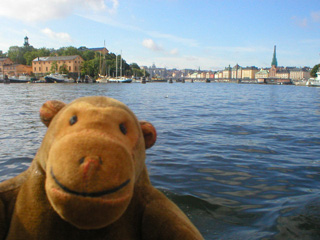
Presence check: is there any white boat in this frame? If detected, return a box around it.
[44,73,72,83]
[306,68,320,87]
[96,74,109,83]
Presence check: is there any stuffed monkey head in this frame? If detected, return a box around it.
[37,96,156,229]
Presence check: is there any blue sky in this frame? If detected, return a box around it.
[0,0,319,70]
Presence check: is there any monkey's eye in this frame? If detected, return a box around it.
[119,123,127,135]
[69,115,78,125]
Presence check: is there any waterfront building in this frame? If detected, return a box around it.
[146,64,167,79]
[269,65,277,78]
[190,72,198,79]
[223,65,232,79]
[275,68,290,79]
[242,66,259,79]
[255,69,269,79]
[231,64,242,79]
[200,72,206,78]
[289,67,311,80]
[32,55,84,78]
[0,58,13,73]
[3,64,32,76]
[206,71,214,79]
[214,71,221,79]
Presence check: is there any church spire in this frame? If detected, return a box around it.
[271,45,277,67]
[24,36,30,47]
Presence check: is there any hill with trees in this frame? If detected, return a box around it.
[3,45,148,79]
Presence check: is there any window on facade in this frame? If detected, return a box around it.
[39,67,41,71]
[75,66,77,71]
[69,66,71,71]
[46,67,48,71]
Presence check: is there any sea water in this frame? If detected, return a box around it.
[0,82,320,239]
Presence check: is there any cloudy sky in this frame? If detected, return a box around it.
[0,0,319,70]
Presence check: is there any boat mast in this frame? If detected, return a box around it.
[120,50,122,78]
[116,54,118,78]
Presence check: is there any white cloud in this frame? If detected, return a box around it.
[170,48,179,55]
[0,0,119,22]
[147,31,198,48]
[142,39,163,51]
[41,28,72,42]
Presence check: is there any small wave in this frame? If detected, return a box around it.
[236,147,277,154]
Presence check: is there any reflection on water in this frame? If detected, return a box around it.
[1,83,320,239]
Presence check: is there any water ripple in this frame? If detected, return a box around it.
[1,83,320,239]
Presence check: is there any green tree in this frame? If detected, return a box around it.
[81,50,95,61]
[50,61,58,73]
[59,64,69,74]
[0,51,6,57]
[81,58,99,77]
[8,46,24,64]
[8,45,35,65]
[130,63,144,77]
[57,46,80,56]
[24,48,51,65]
[310,64,320,77]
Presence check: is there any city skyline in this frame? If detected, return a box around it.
[0,0,319,70]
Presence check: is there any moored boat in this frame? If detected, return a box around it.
[306,68,320,87]
[44,73,71,83]
[108,77,132,83]
[8,75,33,83]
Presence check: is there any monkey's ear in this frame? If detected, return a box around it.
[39,100,66,127]
[140,121,157,149]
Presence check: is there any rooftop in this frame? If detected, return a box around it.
[33,55,81,62]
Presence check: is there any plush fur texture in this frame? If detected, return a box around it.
[0,96,203,240]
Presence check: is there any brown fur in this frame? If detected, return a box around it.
[0,96,203,240]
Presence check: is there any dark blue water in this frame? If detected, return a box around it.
[1,83,320,239]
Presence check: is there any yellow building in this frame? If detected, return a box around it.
[223,65,232,79]
[242,66,259,79]
[231,64,242,79]
[289,67,311,80]
[32,55,84,77]
[275,69,290,79]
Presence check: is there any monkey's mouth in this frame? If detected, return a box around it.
[50,168,130,198]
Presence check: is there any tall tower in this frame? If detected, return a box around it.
[271,45,277,67]
[24,36,30,47]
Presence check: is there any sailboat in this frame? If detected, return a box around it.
[108,51,132,83]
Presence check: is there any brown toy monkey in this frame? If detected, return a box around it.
[0,96,203,240]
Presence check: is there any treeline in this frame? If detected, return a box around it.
[311,64,320,78]
[0,45,149,78]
